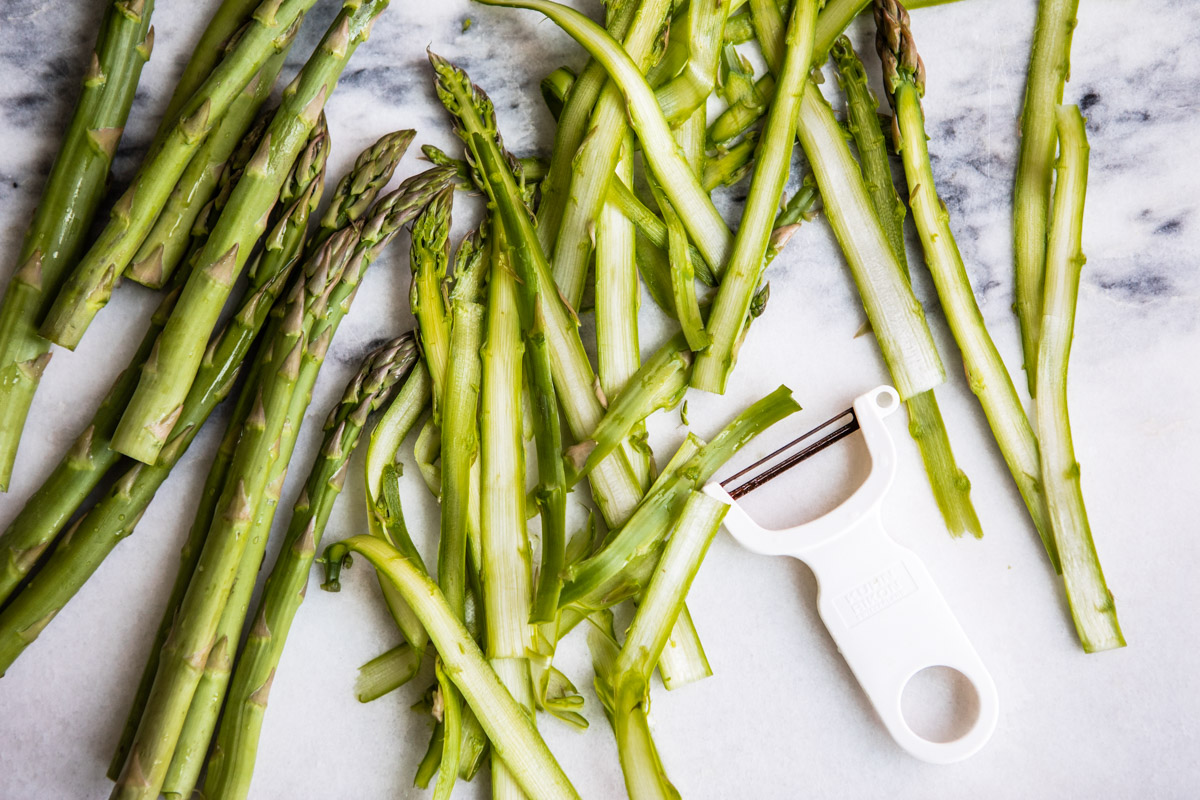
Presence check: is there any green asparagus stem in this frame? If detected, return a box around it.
[651,184,710,352]
[355,643,422,702]
[110,229,361,800]
[1036,105,1123,652]
[691,0,817,394]
[40,0,316,348]
[433,657,464,799]
[202,336,419,800]
[875,0,1055,558]
[129,51,289,288]
[593,491,728,800]
[539,66,576,120]
[605,181,715,286]
[653,0,729,123]
[318,129,415,245]
[1015,0,1080,396]
[723,10,756,44]
[409,186,455,420]
[0,0,153,490]
[107,148,328,784]
[479,0,735,305]
[566,334,692,487]
[322,536,581,800]
[111,0,392,465]
[561,386,800,612]
[831,35,981,538]
[0,265,298,677]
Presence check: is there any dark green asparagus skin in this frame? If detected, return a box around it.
[0,0,154,490]
[203,335,420,800]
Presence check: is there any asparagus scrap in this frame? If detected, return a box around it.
[111,0,393,466]
[1035,105,1124,652]
[0,0,154,490]
[1015,0,1081,394]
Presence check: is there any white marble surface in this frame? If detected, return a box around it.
[1,0,1198,797]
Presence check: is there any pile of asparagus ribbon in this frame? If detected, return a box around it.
[0,0,1123,796]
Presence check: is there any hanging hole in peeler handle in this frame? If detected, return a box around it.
[873,386,899,411]
[900,666,982,744]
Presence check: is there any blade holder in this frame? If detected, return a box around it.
[705,385,999,764]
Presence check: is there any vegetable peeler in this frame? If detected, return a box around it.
[703,385,999,764]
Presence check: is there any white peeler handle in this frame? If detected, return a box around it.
[704,386,999,764]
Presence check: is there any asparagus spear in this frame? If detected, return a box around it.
[1036,105,1124,652]
[0,0,154,490]
[831,36,981,538]
[322,536,581,800]
[128,51,290,288]
[409,186,455,421]
[39,0,317,348]
[110,229,362,800]
[107,139,328,783]
[483,0,734,309]
[692,0,817,393]
[591,491,728,799]
[112,0,393,466]
[874,0,1055,557]
[1015,0,1081,395]
[202,336,419,800]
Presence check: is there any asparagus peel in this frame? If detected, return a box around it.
[1036,105,1123,652]
[831,35,981,539]
[39,0,316,348]
[874,0,1055,559]
[0,0,154,490]
[1016,0,1081,395]
[691,0,817,394]
[652,0,729,124]
[111,0,393,466]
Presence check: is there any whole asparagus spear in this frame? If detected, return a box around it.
[40,0,317,348]
[203,336,419,800]
[111,0,393,466]
[0,0,154,490]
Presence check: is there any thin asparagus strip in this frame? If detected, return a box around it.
[107,152,327,783]
[539,66,576,120]
[654,186,710,352]
[40,0,315,348]
[430,53,643,530]
[203,336,420,800]
[152,0,260,136]
[112,0,392,465]
[605,181,715,286]
[110,231,362,800]
[355,643,422,702]
[875,0,1055,557]
[545,0,674,309]
[129,50,289,288]
[0,264,296,677]
[1016,0,1081,396]
[409,186,455,420]
[561,386,800,611]
[724,10,756,43]
[0,0,153,490]
[485,0,735,306]
[534,0,639,256]
[566,334,692,486]
[593,491,728,800]
[691,0,817,394]
[653,0,729,124]
[1036,105,1123,652]
[433,657,465,799]
[323,536,581,800]
[703,135,758,189]
[832,35,980,538]
[596,132,652,489]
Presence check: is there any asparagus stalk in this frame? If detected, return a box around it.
[592,491,728,800]
[479,0,735,301]
[1036,105,1124,652]
[691,0,817,393]
[409,186,455,420]
[202,336,420,800]
[651,184,710,352]
[1015,0,1080,395]
[40,0,316,348]
[653,0,729,123]
[129,50,290,288]
[874,0,1055,558]
[110,229,362,800]
[831,35,981,538]
[0,265,297,677]
[107,144,328,783]
[111,0,393,465]
[323,536,581,800]
[0,0,153,490]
